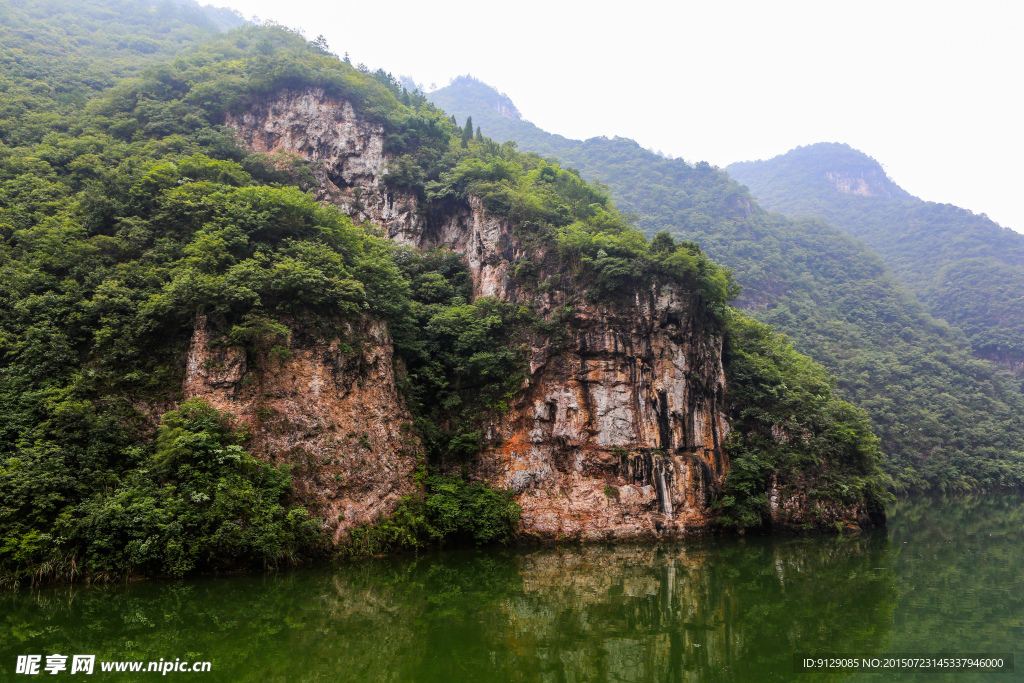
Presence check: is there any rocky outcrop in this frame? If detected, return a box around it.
[825,170,895,197]
[227,89,517,298]
[182,314,419,542]
[225,88,424,243]
[226,87,730,540]
[768,473,885,532]
[483,291,729,541]
[228,88,861,541]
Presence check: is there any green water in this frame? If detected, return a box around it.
[1,496,1021,682]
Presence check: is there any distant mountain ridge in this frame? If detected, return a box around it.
[430,77,756,237]
[429,76,1024,492]
[429,76,523,122]
[745,143,910,199]
[727,143,1024,373]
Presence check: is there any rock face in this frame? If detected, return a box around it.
[485,293,729,541]
[768,473,884,531]
[224,87,731,540]
[227,91,516,298]
[182,314,419,543]
[824,170,895,198]
[225,89,424,243]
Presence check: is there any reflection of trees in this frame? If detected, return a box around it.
[0,535,899,682]
[8,494,1018,681]
[852,495,1024,683]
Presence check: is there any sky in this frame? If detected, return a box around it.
[209,0,1024,232]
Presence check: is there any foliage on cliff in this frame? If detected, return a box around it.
[721,312,887,528]
[727,142,1024,371]
[0,139,524,582]
[0,149,397,584]
[390,249,525,464]
[75,399,323,579]
[429,76,1024,493]
[345,475,521,556]
[417,138,739,313]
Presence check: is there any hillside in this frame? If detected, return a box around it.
[0,3,888,583]
[727,143,1024,372]
[429,76,1024,492]
[0,0,246,142]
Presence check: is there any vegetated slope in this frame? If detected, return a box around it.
[429,76,1024,492]
[429,77,731,238]
[0,7,883,583]
[0,0,247,145]
[0,10,525,583]
[727,143,1024,372]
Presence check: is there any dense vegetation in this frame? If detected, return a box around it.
[0,0,883,582]
[0,8,527,583]
[430,76,1024,492]
[720,312,886,527]
[0,0,245,146]
[727,143,1024,371]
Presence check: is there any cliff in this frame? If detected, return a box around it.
[0,27,893,586]
[429,75,1024,495]
[216,87,885,541]
[491,294,729,541]
[182,313,420,543]
[226,89,426,244]
[223,87,733,540]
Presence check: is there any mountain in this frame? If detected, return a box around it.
[0,3,885,584]
[727,143,1024,373]
[429,76,1024,493]
[0,0,247,146]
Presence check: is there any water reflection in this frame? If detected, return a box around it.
[1,530,900,681]
[486,538,896,682]
[851,495,1024,682]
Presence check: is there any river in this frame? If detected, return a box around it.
[1,495,1020,681]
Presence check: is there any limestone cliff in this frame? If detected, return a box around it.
[225,89,425,243]
[486,292,729,541]
[182,313,419,543]
[221,87,875,540]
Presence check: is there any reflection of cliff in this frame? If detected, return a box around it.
[484,538,897,682]
[0,533,897,681]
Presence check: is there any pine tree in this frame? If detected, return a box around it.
[476,126,483,142]
[462,116,473,147]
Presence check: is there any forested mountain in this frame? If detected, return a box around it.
[0,0,246,139]
[429,76,1024,492]
[727,143,1024,373]
[0,1,888,583]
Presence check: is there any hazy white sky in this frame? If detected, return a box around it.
[210,0,1023,232]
